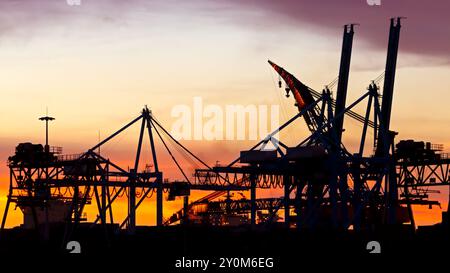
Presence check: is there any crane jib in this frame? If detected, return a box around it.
[268,60,317,129]
[268,60,315,109]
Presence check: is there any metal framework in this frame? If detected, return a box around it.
[0,107,247,239]
[167,18,449,230]
[2,18,449,239]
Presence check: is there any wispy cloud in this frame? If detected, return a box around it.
[1,0,449,61]
[219,0,450,60]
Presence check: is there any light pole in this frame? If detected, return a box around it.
[39,115,55,153]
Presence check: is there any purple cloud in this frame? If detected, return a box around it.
[222,0,450,60]
[1,0,449,61]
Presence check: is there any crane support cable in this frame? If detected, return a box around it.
[308,87,376,128]
[151,120,191,183]
[151,116,212,170]
[151,115,234,184]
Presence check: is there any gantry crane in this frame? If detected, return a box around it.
[2,18,449,238]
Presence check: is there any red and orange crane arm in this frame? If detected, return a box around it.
[268,60,318,130]
[268,60,316,111]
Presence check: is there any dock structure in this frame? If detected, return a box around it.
[1,18,449,243]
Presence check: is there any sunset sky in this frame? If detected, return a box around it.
[1,0,449,227]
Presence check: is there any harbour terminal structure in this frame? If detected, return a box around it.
[1,18,449,261]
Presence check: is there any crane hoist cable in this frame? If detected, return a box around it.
[268,59,320,132]
[268,66,295,145]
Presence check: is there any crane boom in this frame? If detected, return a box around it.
[269,60,377,129]
[268,60,319,131]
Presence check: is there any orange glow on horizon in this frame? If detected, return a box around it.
[0,0,449,232]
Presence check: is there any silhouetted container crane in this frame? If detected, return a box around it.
[2,18,450,244]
